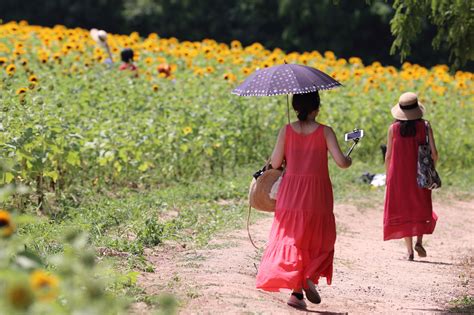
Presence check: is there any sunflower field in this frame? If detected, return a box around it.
[0,20,473,313]
[1,21,473,198]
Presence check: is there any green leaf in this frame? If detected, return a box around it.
[180,144,189,152]
[4,172,15,183]
[98,157,108,166]
[138,162,150,172]
[114,161,123,173]
[66,151,80,166]
[126,271,140,285]
[44,170,59,182]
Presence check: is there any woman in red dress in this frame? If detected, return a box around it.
[384,92,438,261]
[256,92,352,309]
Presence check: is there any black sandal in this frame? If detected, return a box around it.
[304,279,321,304]
[415,243,427,257]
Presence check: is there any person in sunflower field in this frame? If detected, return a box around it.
[119,48,138,76]
[90,28,113,66]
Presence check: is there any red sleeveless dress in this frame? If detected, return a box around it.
[384,120,437,241]
[256,124,336,291]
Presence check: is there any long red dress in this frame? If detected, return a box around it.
[384,120,437,241]
[256,124,336,291]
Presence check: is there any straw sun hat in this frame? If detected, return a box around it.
[391,92,425,120]
[90,28,108,47]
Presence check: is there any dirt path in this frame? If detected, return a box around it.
[136,198,473,314]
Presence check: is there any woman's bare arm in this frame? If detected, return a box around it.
[427,122,439,165]
[385,125,393,173]
[324,126,352,168]
[271,127,286,169]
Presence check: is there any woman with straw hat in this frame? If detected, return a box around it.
[384,92,438,261]
[90,28,113,65]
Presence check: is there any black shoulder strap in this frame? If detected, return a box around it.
[424,120,429,145]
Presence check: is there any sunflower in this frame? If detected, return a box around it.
[182,127,193,135]
[145,57,154,65]
[353,69,364,79]
[231,40,242,50]
[238,67,249,75]
[336,58,347,66]
[324,51,336,60]
[28,74,38,83]
[30,270,59,301]
[432,85,446,96]
[7,282,34,310]
[152,84,159,92]
[20,58,28,66]
[0,57,7,66]
[6,64,16,75]
[0,210,15,237]
[16,88,27,95]
[206,66,214,73]
[194,68,205,77]
[349,57,362,65]
[456,81,467,89]
[223,72,236,82]
[386,66,397,75]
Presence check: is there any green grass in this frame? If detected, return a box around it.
[448,296,474,313]
[16,160,474,256]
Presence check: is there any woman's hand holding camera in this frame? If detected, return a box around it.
[345,155,352,167]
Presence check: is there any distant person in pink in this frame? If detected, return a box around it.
[256,92,352,309]
[119,48,138,75]
[384,92,438,261]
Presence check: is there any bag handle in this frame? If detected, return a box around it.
[247,204,259,249]
[424,120,430,145]
[248,157,285,250]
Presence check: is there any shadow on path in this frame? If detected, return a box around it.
[293,308,348,315]
[413,260,454,266]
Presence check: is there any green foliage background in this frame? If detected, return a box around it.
[1,0,473,69]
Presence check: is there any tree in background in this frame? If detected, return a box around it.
[389,0,473,69]
[0,0,472,69]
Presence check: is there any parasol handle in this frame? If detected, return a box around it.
[286,94,290,124]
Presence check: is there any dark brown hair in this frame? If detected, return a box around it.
[292,91,321,121]
[121,48,134,63]
[397,119,421,137]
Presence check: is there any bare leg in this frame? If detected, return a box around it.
[404,237,414,254]
[404,237,414,260]
[416,235,423,245]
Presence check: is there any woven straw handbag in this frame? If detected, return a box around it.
[248,168,282,212]
[247,162,284,248]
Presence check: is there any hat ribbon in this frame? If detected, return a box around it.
[399,102,419,110]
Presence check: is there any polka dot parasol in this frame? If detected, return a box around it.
[232,63,342,96]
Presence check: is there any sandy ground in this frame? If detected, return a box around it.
[135,198,473,314]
